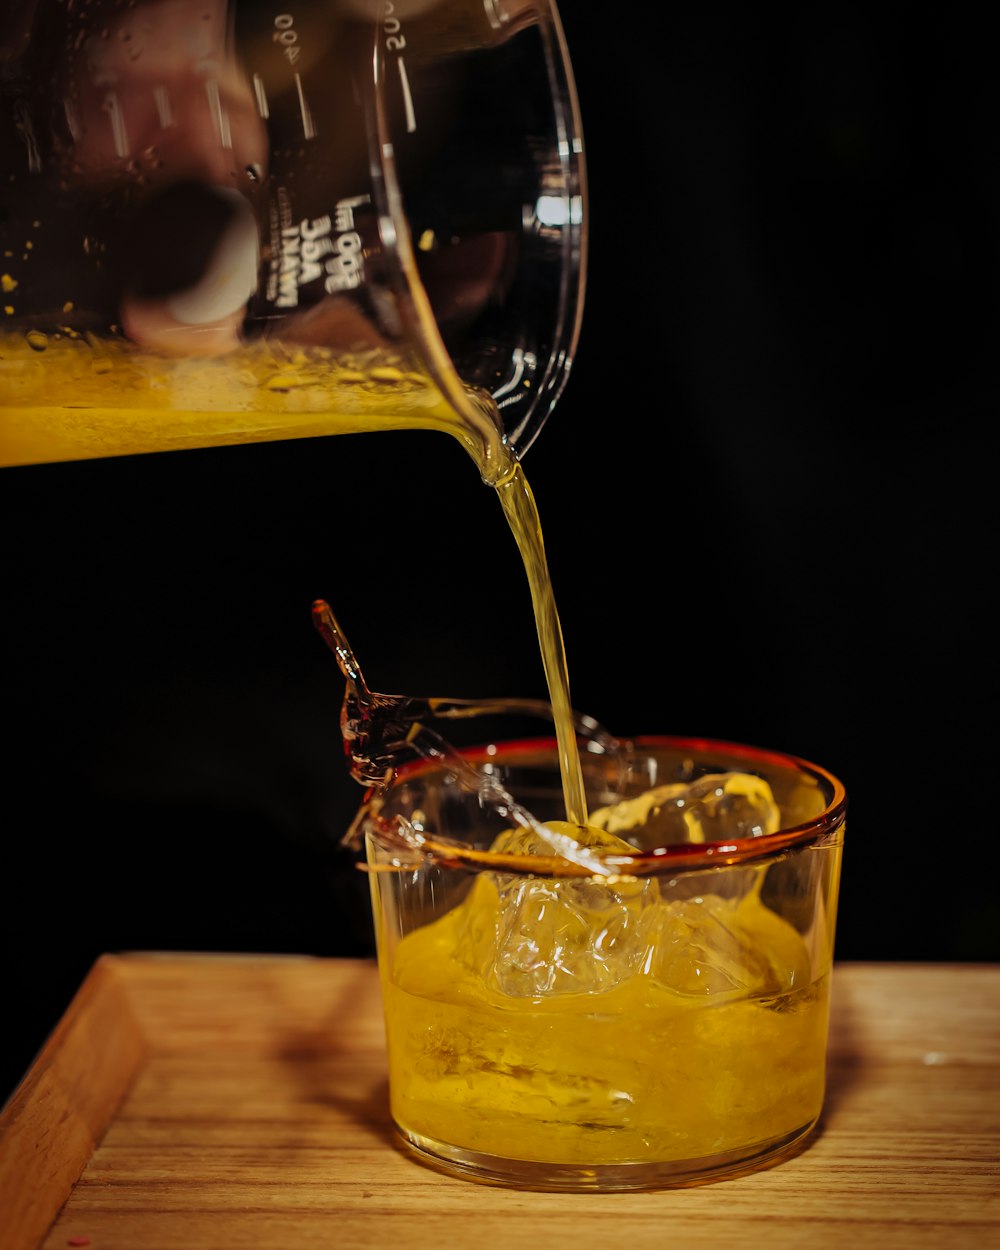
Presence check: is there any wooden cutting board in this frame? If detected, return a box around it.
[1,954,997,1250]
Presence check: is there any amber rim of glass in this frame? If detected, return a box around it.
[364,733,848,878]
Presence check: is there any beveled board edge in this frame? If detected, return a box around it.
[0,955,147,1250]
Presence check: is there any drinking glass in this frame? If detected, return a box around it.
[0,0,585,470]
[354,734,847,1191]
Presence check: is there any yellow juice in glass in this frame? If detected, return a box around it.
[362,740,845,1189]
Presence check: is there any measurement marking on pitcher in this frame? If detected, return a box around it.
[383,3,416,133]
[205,80,232,148]
[270,14,312,135]
[253,74,270,120]
[483,0,506,30]
[63,98,80,142]
[104,91,129,158]
[397,60,417,133]
[153,87,174,129]
[294,73,316,139]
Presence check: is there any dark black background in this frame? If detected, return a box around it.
[2,4,997,1102]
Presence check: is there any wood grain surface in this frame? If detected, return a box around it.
[1,954,997,1250]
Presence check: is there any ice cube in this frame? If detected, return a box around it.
[589,772,781,849]
[640,890,812,997]
[458,820,657,997]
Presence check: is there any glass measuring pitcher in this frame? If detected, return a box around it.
[0,0,586,473]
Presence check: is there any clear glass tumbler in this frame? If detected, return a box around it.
[356,734,847,1191]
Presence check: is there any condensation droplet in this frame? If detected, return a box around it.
[25,330,48,351]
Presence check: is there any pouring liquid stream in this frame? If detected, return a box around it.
[490,451,589,826]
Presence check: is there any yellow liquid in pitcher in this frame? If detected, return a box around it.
[0,336,494,466]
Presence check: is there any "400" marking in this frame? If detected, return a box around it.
[273,14,301,65]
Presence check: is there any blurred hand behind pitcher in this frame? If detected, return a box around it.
[51,0,536,357]
[55,0,268,356]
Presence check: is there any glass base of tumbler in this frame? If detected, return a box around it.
[394,1118,820,1192]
